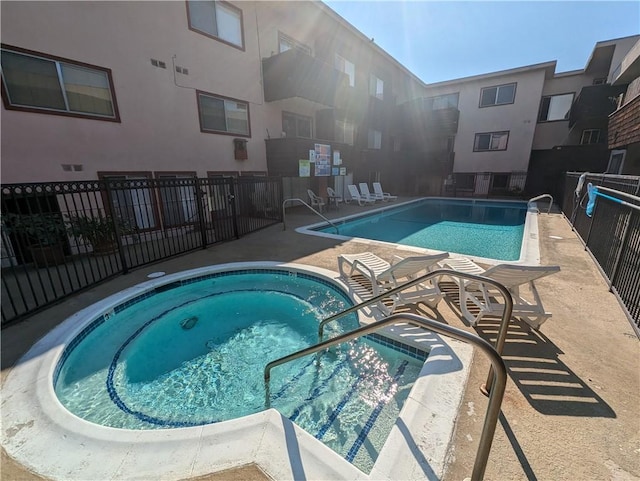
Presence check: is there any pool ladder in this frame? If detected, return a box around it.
[528,193,554,214]
[282,198,340,234]
[265,269,513,481]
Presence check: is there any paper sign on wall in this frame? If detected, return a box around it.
[299,160,310,177]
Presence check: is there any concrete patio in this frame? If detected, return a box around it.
[2,199,639,481]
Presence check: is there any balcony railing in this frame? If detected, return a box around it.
[262,49,349,106]
[569,84,627,128]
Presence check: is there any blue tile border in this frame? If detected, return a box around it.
[53,266,428,431]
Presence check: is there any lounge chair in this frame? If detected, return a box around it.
[326,187,344,209]
[440,257,561,329]
[347,184,376,206]
[307,189,325,212]
[372,182,398,201]
[338,251,450,314]
[358,183,381,202]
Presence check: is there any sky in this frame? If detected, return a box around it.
[323,1,640,84]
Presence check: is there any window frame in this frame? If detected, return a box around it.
[278,31,311,55]
[196,90,251,137]
[185,0,245,51]
[580,129,601,145]
[97,171,159,232]
[1,44,120,122]
[479,82,517,108]
[473,131,509,152]
[335,54,355,88]
[282,111,313,139]
[367,129,382,150]
[538,92,575,123]
[369,74,384,100]
[335,119,355,145]
[154,171,198,228]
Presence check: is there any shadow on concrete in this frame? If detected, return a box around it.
[395,418,439,481]
[440,283,616,418]
[498,411,538,481]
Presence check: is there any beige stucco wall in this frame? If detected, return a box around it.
[531,72,595,150]
[1,1,267,183]
[426,68,546,173]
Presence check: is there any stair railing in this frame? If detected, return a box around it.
[264,312,507,481]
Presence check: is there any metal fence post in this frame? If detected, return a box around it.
[608,208,634,291]
[195,179,207,250]
[104,180,129,274]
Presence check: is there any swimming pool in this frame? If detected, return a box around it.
[1,262,472,480]
[300,198,540,264]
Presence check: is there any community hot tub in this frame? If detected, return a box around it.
[2,262,472,480]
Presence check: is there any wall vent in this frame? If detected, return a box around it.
[150,58,166,69]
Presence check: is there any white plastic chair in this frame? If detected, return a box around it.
[372,182,398,201]
[347,184,375,206]
[338,251,450,314]
[326,187,344,209]
[358,183,380,202]
[440,257,561,329]
[307,189,325,212]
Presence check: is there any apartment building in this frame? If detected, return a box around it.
[608,37,640,175]
[0,0,424,202]
[1,1,638,200]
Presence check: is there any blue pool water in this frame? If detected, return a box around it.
[54,269,427,473]
[316,198,528,261]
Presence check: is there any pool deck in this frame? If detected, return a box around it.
[2,197,639,481]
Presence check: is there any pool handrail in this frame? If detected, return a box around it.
[282,197,339,234]
[528,193,554,214]
[264,312,507,481]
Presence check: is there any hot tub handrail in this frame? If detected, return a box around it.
[320,268,513,393]
[264,312,507,481]
[282,198,339,234]
[528,193,554,214]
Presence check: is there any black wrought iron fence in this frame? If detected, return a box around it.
[1,177,282,325]
[562,172,640,336]
[444,172,528,198]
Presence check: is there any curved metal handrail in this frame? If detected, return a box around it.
[282,198,339,234]
[264,312,507,481]
[528,193,554,214]
[320,268,513,393]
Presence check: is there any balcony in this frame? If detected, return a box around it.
[569,84,627,128]
[399,99,460,139]
[262,49,349,107]
[265,137,355,177]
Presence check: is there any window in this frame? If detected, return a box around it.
[429,92,459,110]
[99,173,157,230]
[367,129,382,149]
[1,46,118,120]
[491,174,509,192]
[197,91,250,136]
[607,150,626,174]
[479,83,516,107]
[335,120,355,145]
[278,32,311,55]
[282,112,312,138]
[156,173,198,227]
[580,129,601,145]
[538,93,574,122]
[473,131,509,152]
[187,1,243,49]
[369,74,384,100]
[335,54,355,87]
